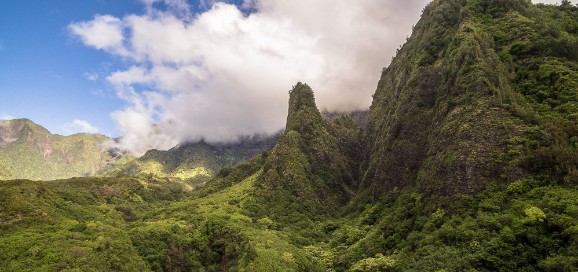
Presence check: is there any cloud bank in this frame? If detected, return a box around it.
[69,0,430,155]
[71,0,575,154]
[64,119,100,134]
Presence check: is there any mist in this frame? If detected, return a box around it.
[69,0,569,155]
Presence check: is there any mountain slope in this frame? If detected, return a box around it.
[107,135,280,185]
[339,0,578,269]
[0,118,279,183]
[362,0,529,199]
[359,0,578,203]
[0,119,131,180]
[253,83,358,214]
[0,177,192,271]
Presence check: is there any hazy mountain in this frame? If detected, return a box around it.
[0,119,131,180]
[0,118,280,183]
[106,134,280,185]
[1,0,578,271]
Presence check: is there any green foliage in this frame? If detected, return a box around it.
[522,121,578,185]
[349,254,396,272]
[254,83,357,220]
[524,206,546,223]
[0,177,191,271]
[2,1,578,271]
[329,182,578,271]
[0,119,133,181]
[107,135,278,186]
[257,216,275,229]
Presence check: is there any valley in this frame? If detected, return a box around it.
[1,0,578,271]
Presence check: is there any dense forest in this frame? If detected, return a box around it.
[1,0,578,271]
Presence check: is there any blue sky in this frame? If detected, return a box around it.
[0,0,258,138]
[0,0,571,153]
[0,0,146,136]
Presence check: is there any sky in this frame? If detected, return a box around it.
[0,0,573,155]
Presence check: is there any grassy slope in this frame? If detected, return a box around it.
[129,172,324,271]
[0,174,324,271]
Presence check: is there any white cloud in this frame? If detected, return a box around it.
[199,0,219,9]
[74,0,578,155]
[84,72,99,81]
[164,0,192,18]
[64,119,100,134]
[68,14,129,57]
[69,0,431,155]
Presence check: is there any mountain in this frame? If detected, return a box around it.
[0,118,279,183]
[106,109,364,186]
[0,119,132,180]
[361,0,578,201]
[322,110,369,129]
[339,0,578,269]
[248,83,359,220]
[106,134,280,185]
[361,0,534,200]
[1,0,578,271]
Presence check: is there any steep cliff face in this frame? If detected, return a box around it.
[360,0,578,199]
[255,83,358,212]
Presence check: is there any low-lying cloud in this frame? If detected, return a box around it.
[64,119,100,134]
[72,0,569,155]
[69,0,430,155]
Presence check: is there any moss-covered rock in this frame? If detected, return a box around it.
[255,83,357,216]
[360,0,578,202]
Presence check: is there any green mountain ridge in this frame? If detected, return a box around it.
[107,135,280,186]
[1,0,578,271]
[362,0,535,199]
[0,118,281,183]
[0,118,132,181]
[252,83,361,214]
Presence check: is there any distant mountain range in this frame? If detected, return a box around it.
[0,114,366,183]
[0,118,283,183]
[0,119,131,180]
[105,134,281,185]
